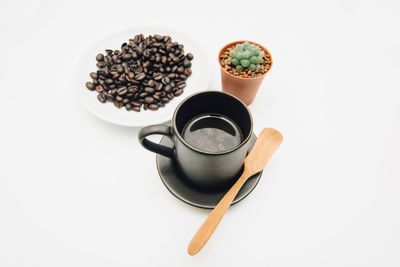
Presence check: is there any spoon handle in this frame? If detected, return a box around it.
[187,169,252,256]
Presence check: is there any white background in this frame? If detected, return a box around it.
[1,0,399,266]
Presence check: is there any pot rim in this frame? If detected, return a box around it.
[218,40,273,80]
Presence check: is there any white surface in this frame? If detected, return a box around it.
[78,26,210,127]
[1,0,400,266]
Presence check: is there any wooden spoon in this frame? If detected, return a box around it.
[187,128,283,256]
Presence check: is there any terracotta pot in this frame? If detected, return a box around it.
[218,40,273,105]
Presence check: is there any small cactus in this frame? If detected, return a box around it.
[229,42,264,72]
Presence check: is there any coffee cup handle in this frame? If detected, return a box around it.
[138,125,175,159]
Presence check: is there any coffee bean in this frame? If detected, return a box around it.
[149,104,159,110]
[177,67,184,74]
[154,34,162,41]
[113,100,123,108]
[161,76,170,84]
[131,101,141,107]
[139,92,148,98]
[116,65,123,73]
[86,82,95,90]
[90,72,98,79]
[183,59,191,67]
[162,97,170,103]
[128,86,138,93]
[133,35,140,44]
[143,49,151,58]
[128,72,135,79]
[135,46,143,56]
[96,62,105,68]
[97,94,106,103]
[116,95,123,102]
[162,36,170,43]
[122,98,129,104]
[122,53,132,60]
[153,95,160,101]
[161,56,167,64]
[133,107,140,112]
[133,66,140,73]
[96,53,104,61]
[167,73,176,79]
[135,73,146,80]
[164,85,171,92]
[144,96,154,104]
[186,53,194,60]
[117,87,127,95]
[95,85,103,93]
[105,93,114,101]
[125,103,132,110]
[156,83,163,91]
[175,89,183,96]
[144,87,155,93]
[130,79,140,85]
[105,79,113,85]
[142,61,150,68]
[153,73,163,80]
[147,79,155,87]
[184,68,192,76]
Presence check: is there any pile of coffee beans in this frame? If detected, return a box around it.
[85,34,193,111]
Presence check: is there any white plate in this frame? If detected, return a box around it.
[78,26,210,127]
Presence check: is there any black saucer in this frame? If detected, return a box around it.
[156,133,262,209]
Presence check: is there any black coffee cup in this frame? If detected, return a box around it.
[138,91,253,189]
